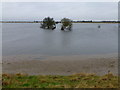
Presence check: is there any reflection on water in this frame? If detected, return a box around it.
[2,23,118,56]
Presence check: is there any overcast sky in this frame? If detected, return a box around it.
[2,2,118,21]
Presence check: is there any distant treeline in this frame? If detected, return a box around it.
[0,20,120,23]
[0,21,42,23]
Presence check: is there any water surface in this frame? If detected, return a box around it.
[2,23,118,56]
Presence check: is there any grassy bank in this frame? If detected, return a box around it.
[2,73,118,88]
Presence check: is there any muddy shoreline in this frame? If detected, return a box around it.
[2,53,118,76]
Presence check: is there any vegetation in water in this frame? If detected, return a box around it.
[40,17,73,31]
[40,17,56,30]
[2,73,118,88]
[61,18,72,31]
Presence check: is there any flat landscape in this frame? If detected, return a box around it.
[2,2,119,88]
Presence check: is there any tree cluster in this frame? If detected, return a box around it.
[40,17,72,31]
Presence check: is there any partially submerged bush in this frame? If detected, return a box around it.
[40,17,56,30]
[61,18,72,31]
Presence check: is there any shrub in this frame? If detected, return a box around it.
[61,18,72,31]
[40,17,56,30]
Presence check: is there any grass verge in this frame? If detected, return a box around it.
[2,73,118,88]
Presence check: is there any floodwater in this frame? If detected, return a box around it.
[2,23,118,56]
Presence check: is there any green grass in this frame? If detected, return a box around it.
[2,73,118,88]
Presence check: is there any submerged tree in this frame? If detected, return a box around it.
[61,18,72,31]
[40,17,56,30]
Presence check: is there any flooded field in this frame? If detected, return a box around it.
[2,23,118,56]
